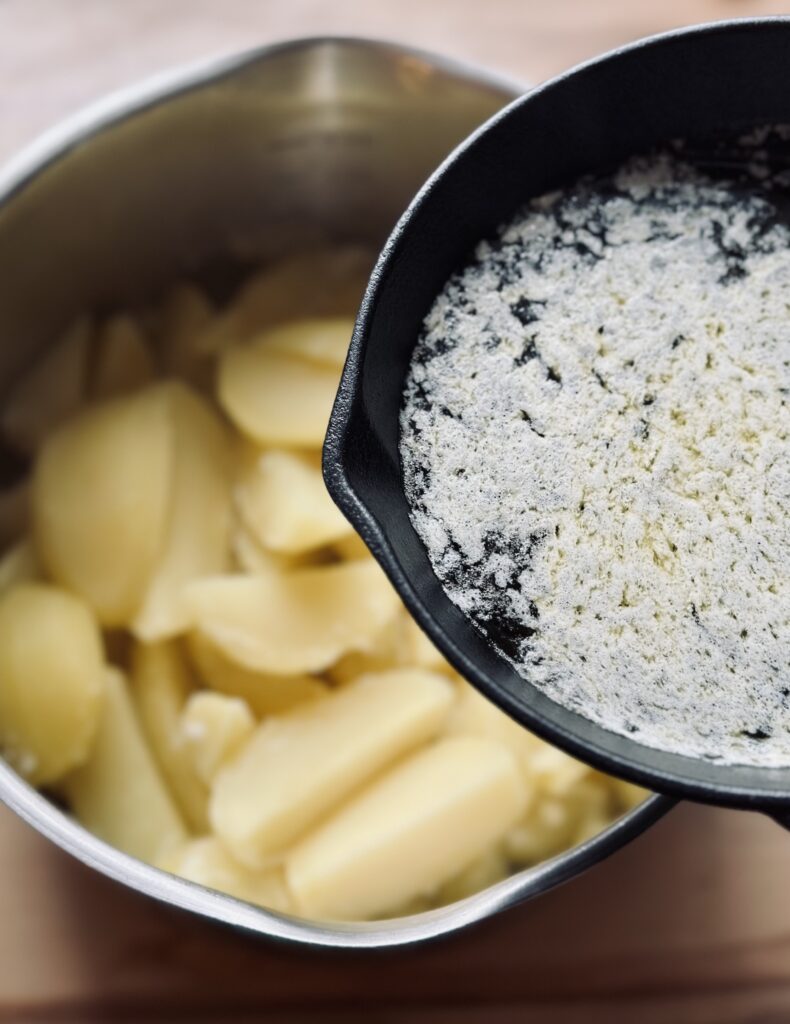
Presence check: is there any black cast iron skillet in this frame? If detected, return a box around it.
[324,17,790,821]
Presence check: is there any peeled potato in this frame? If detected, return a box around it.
[64,667,187,863]
[0,583,105,784]
[286,735,526,921]
[438,845,510,904]
[159,837,293,914]
[610,777,649,811]
[0,480,30,549]
[0,539,38,594]
[157,283,215,385]
[528,743,594,797]
[230,520,287,576]
[131,641,208,832]
[444,682,542,790]
[332,533,371,561]
[179,691,255,784]
[331,609,455,683]
[211,668,455,867]
[402,616,455,675]
[183,560,401,675]
[230,519,335,576]
[235,447,352,555]
[505,777,616,867]
[132,384,230,640]
[196,247,370,353]
[2,317,91,454]
[91,314,155,400]
[327,610,406,684]
[33,383,174,625]
[254,317,353,369]
[218,346,339,449]
[186,631,328,716]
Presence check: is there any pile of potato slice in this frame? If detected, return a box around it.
[0,250,646,921]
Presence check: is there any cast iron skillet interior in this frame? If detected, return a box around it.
[324,18,790,814]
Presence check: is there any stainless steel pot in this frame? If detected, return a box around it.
[0,36,670,948]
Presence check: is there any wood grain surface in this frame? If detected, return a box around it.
[2,2,790,1022]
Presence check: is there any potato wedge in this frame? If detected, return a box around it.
[235,447,352,555]
[3,317,91,454]
[211,668,455,867]
[332,533,371,561]
[286,735,526,920]
[0,480,30,549]
[230,520,285,576]
[91,314,155,400]
[159,837,292,914]
[254,317,353,370]
[402,617,455,675]
[218,346,339,449]
[0,539,39,594]
[157,282,214,380]
[131,641,208,832]
[186,632,327,717]
[0,583,105,785]
[179,691,255,784]
[609,777,649,811]
[196,247,370,353]
[505,777,616,867]
[327,610,406,685]
[183,560,401,675]
[64,667,187,863]
[132,384,230,640]
[444,682,542,790]
[33,383,173,625]
[438,846,510,905]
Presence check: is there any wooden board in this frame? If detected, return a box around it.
[1,1,790,1021]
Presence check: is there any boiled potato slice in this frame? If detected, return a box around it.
[332,533,371,561]
[159,837,292,914]
[131,641,208,832]
[438,846,510,905]
[211,668,455,867]
[230,520,335,576]
[528,743,594,797]
[33,383,173,626]
[91,314,155,400]
[132,384,230,640]
[0,480,30,549]
[218,346,339,449]
[3,317,91,454]
[402,616,455,675]
[183,560,401,675]
[609,777,649,811]
[444,682,542,791]
[0,539,38,594]
[64,667,187,863]
[505,776,616,866]
[0,583,105,785]
[235,447,352,555]
[327,610,406,685]
[157,283,215,386]
[286,735,526,921]
[186,632,328,716]
[254,317,353,369]
[230,520,287,576]
[196,247,370,353]
[179,691,255,784]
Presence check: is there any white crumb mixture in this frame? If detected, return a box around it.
[400,153,790,766]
